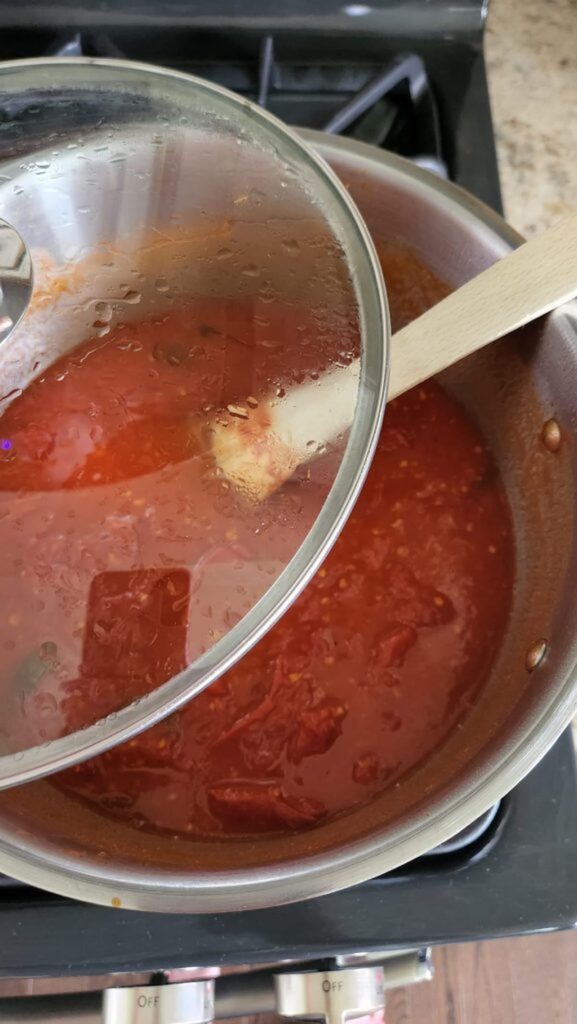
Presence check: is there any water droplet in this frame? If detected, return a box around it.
[283,164,299,180]
[242,264,260,277]
[153,341,186,366]
[216,248,232,260]
[542,418,561,452]
[155,277,170,292]
[227,404,249,419]
[526,638,548,672]
[94,301,112,322]
[282,238,300,254]
[0,387,21,405]
[39,693,58,715]
[121,289,141,305]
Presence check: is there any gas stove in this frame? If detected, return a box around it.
[0,3,576,1021]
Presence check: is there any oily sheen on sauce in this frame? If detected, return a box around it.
[0,244,513,838]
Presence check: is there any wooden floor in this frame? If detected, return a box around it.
[387,931,577,1023]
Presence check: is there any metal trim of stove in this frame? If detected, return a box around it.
[0,952,434,1023]
[0,0,486,39]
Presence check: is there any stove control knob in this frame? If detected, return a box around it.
[103,976,214,1024]
[275,964,385,1024]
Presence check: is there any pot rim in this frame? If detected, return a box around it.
[1,133,575,914]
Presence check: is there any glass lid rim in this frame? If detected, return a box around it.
[0,56,390,788]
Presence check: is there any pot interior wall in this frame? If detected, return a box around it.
[0,144,575,903]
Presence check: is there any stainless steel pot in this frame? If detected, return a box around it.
[0,134,575,912]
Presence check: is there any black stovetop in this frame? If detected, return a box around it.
[0,2,576,982]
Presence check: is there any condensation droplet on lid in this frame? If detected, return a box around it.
[526,638,548,672]
[227,404,249,419]
[94,301,112,322]
[216,247,232,260]
[542,418,561,453]
[38,693,58,715]
[282,238,300,254]
[121,289,141,305]
[155,277,170,292]
[241,264,260,277]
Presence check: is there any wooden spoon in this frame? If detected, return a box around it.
[212,211,577,501]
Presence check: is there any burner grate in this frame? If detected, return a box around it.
[6,30,447,175]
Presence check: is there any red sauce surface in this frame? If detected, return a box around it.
[0,245,514,838]
[0,300,351,747]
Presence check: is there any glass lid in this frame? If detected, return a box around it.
[0,58,388,787]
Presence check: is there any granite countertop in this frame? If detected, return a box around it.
[486,0,577,742]
[486,0,577,237]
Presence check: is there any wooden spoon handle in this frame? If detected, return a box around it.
[211,211,577,500]
[388,209,577,399]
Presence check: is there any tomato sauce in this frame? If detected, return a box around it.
[0,244,514,838]
[0,299,353,749]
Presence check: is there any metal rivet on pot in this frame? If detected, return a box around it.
[526,639,548,672]
[542,418,561,452]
